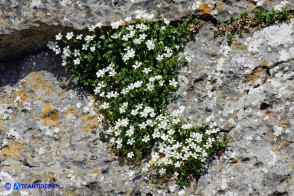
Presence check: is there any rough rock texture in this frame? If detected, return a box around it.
[171,19,294,195]
[0,0,294,195]
[1,0,294,61]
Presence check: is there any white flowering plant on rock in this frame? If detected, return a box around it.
[48,10,227,187]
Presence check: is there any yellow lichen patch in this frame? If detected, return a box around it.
[64,189,80,195]
[0,119,3,126]
[216,2,225,10]
[264,110,275,117]
[11,91,31,103]
[248,68,267,82]
[0,18,5,25]
[21,72,62,95]
[281,141,289,148]
[213,162,222,169]
[8,163,21,169]
[36,102,60,126]
[65,107,75,116]
[231,41,247,51]
[0,141,25,158]
[126,188,133,196]
[91,169,100,175]
[281,152,288,159]
[199,3,212,15]
[262,133,274,142]
[272,146,279,153]
[249,2,256,9]
[78,114,101,134]
[260,59,269,66]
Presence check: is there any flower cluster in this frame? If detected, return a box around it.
[48,9,226,187]
[274,0,289,11]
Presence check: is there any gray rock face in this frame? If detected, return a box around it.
[1,0,293,61]
[0,0,293,195]
[172,19,294,196]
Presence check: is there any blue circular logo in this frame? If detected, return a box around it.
[4,182,11,190]
[13,182,21,190]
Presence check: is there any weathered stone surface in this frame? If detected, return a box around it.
[1,0,293,61]
[170,18,294,196]
[0,0,293,195]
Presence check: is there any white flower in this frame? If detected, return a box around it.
[161,133,169,141]
[116,138,123,148]
[139,122,147,129]
[182,123,193,129]
[191,132,203,143]
[122,34,130,41]
[131,109,139,115]
[56,33,62,40]
[133,38,142,44]
[256,0,264,7]
[143,68,151,74]
[111,20,123,29]
[96,22,103,28]
[123,47,135,61]
[109,70,117,77]
[274,0,288,11]
[121,118,129,127]
[142,135,150,143]
[169,78,178,88]
[96,69,106,78]
[139,33,147,41]
[100,102,110,109]
[88,24,96,31]
[164,18,170,25]
[63,46,71,57]
[146,40,155,50]
[157,3,161,8]
[167,129,175,135]
[90,46,96,52]
[127,152,134,158]
[136,23,149,31]
[159,168,166,175]
[146,83,154,91]
[66,32,74,40]
[109,137,115,143]
[134,81,143,88]
[152,130,160,138]
[76,34,83,40]
[126,126,135,137]
[124,16,132,22]
[156,54,164,61]
[126,25,134,31]
[73,49,80,57]
[129,30,136,38]
[84,35,95,42]
[174,161,181,168]
[127,138,135,145]
[111,33,121,39]
[172,118,181,124]
[132,61,142,69]
[164,47,173,57]
[82,44,89,50]
[73,58,80,65]
[106,91,119,99]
